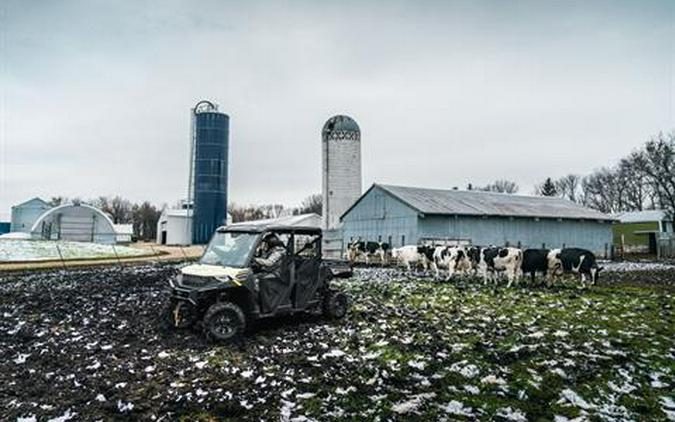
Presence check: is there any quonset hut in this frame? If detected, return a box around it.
[341,184,615,256]
[189,100,230,244]
[321,115,362,258]
[30,202,117,244]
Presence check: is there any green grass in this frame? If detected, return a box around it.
[319,276,675,420]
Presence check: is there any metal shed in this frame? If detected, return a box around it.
[340,184,615,256]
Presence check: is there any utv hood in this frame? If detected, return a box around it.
[181,264,247,279]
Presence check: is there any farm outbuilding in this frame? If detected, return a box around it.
[340,184,614,256]
[613,210,673,254]
[30,202,118,244]
[11,197,51,233]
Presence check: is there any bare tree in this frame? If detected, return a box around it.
[48,196,65,207]
[631,132,675,218]
[554,174,582,202]
[131,201,161,241]
[296,194,322,215]
[581,168,628,213]
[481,180,519,194]
[616,156,651,211]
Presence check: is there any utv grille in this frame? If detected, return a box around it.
[181,276,212,287]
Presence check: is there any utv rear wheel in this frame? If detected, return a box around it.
[203,302,246,343]
[323,292,348,319]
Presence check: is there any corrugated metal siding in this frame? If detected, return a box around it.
[419,215,612,255]
[341,188,419,248]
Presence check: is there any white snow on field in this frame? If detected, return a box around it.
[439,400,474,416]
[0,239,149,262]
[391,393,436,414]
[495,407,527,421]
[46,409,75,422]
[601,260,675,272]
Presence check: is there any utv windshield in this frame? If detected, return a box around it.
[200,232,259,268]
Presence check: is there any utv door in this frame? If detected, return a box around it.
[258,254,293,314]
[293,235,322,309]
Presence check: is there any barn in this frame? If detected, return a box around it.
[340,184,615,256]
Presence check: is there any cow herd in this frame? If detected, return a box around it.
[347,240,603,287]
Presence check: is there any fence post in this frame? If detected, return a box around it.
[149,243,161,264]
[111,244,123,269]
[55,243,67,272]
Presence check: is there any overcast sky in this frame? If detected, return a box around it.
[1,0,673,219]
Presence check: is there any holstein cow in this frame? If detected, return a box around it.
[477,247,523,287]
[347,241,391,265]
[434,246,472,280]
[549,248,602,287]
[521,249,556,284]
[391,245,430,272]
[466,246,483,277]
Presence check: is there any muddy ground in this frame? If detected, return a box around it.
[1,264,674,421]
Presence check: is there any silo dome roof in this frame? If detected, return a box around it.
[322,115,360,134]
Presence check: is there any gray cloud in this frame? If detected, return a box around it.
[1,0,673,219]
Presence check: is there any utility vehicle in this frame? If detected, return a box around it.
[163,224,352,342]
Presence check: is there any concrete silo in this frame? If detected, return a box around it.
[322,115,362,257]
[188,100,229,244]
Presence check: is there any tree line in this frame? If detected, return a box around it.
[533,132,674,216]
[229,194,322,223]
[468,132,674,218]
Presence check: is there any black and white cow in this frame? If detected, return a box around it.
[466,246,483,276]
[433,246,472,280]
[477,247,523,287]
[391,245,430,272]
[347,241,391,265]
[550,248,602,286]
[521,249,554,284]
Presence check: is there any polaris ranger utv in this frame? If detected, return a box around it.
[163,224,352,342]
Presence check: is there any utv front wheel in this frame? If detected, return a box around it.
[323,292,348,319]
[203,302,246,343]
[161,300,194,330]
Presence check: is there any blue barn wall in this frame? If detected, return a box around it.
[341,186,613,256]
[418,215,612,255]
[341,188,419,248]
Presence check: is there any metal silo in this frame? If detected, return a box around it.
[322,115,362,231]
[188,100,229,244]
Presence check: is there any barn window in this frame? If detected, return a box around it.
[401,235,405,246]
[388,235,392,246]
[378,235,382,242]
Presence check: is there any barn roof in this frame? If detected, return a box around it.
[343,184,614,221]
[613,209,670,223]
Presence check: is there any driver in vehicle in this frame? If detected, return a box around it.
[254,234,286,269]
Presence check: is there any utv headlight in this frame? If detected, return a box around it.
[215,275,233,283]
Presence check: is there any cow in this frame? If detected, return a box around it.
[466,246,483,276]
[550,248,602,287]
[391,245,430,272]
[521,249,553,284]
[417,245,436,274]
[347,241,390,265]
[477,247,523,287]
[434,246,473,280]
